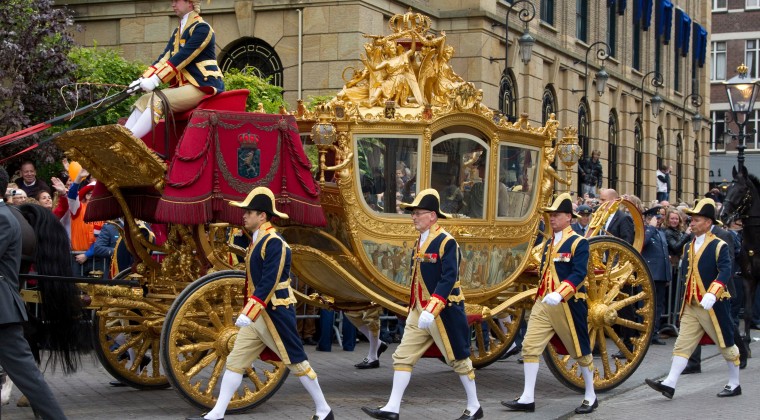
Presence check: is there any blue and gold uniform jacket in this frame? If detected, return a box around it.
[240,222,306,364]
[680,232,735,347]
[409,224,470,361]
[142,11,224,94]
[536,226,591,356]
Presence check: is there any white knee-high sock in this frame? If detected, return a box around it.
[124,108,142,129]
[128,108,154,139]
[356,325,378,361]
[580,366,596,403]
[518,362,539,404]
[299,376,331,419]
[205,370,243,419]
[459,375,480,414]
[380,370,411,414]
[726,361,740,389]
[661,356,688,388]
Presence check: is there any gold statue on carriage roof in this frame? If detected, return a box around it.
[47,7,655,414]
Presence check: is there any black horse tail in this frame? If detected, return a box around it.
[19,203,89,374]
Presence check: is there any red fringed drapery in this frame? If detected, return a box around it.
[154,110,325,227]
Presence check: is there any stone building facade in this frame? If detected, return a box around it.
[58,0,711,203]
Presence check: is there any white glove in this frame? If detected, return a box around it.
[417,310,435,329]
[235,314,252,328]
[139,75,161,92]
[542,291,562,306]
[127,78,143,93]
[700,293,717,311]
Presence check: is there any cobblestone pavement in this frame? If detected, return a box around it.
[2,332,757,420]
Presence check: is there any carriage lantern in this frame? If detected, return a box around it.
[556,126,582,186]
[310,103,337,186]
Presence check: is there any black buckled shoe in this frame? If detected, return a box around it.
[717,385,742,397]
[354,358,380,369]
[378,341,389,358]
[361,406,399,420]
[574,398,599,414]
[185,413,222,420]
[456,406,483,419]
[312,410,335,420]
[645,378,674,399]
[501,398,535,412]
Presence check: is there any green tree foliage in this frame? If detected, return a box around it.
[0,0,77,168]
[223,67,288,113]
[66,45,144,127]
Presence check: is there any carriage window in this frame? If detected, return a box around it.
[356,136,418,214]
[497,144,539,218]
[430,136,489,218]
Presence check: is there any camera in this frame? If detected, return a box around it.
[686,216,692,223]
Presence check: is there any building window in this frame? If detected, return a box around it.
[607,4,617,57]
[499,70,518,122]
[693,140,700,199]
[577,99,590,195]
[711,42,726,81]
[674,53,681,92]
[219,37,284,87]
[748,0,760,10]
[747,110,760,150]
[541,0,555,25]
[634,119,643,198]
[713,0,727,10]
[746,40,760,78]
[676,134,683,202]
[608,110,619,190]
[541,86,556,125]
[656,126,665,171]
[711,111,726,151]
[655,41,662,78]
[576,0,588,42]
[633,21,641,71]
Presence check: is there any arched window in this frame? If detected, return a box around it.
[608,110,619,190]
[693,140,700,199]
[219,37,284,87]
[634,119,643,198]
[577,99,590,196]
[656,126,665,170]
[676,134,683,202]
[541,86,557,125]
[498,70,518,122]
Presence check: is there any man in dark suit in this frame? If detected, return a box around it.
[642,207,672,345]
[0,167,66,419]
[646,198,742,399]
[598,189,634,245]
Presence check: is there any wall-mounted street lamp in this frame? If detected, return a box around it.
[681,93,704,136]
[489,0,537,68]
[639,70,664,119]
[723,63,760,171]
[577,41,611,99]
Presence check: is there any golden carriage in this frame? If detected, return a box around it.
[55,10,653,412]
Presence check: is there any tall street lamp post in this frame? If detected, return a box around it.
[723,63,760,172]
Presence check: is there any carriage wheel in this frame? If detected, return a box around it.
[91,268,170,389]
[470,304,525,369]
[160,270,288,412]
[544,236,654,393]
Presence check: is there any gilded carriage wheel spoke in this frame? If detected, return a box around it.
[609,291,647,311]
[206,358,226,395]
[614,317,647,332]
[604,326,634,360]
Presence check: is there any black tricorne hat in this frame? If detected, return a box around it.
[399,188,451,219]
[542,193,579,218]
[684,198,719,224]
[229,186,289,219]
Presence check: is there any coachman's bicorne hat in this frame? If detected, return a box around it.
[684,198,719,224]
[399,188,451,219]
[542,193,579,218]
[230,186,289,219]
